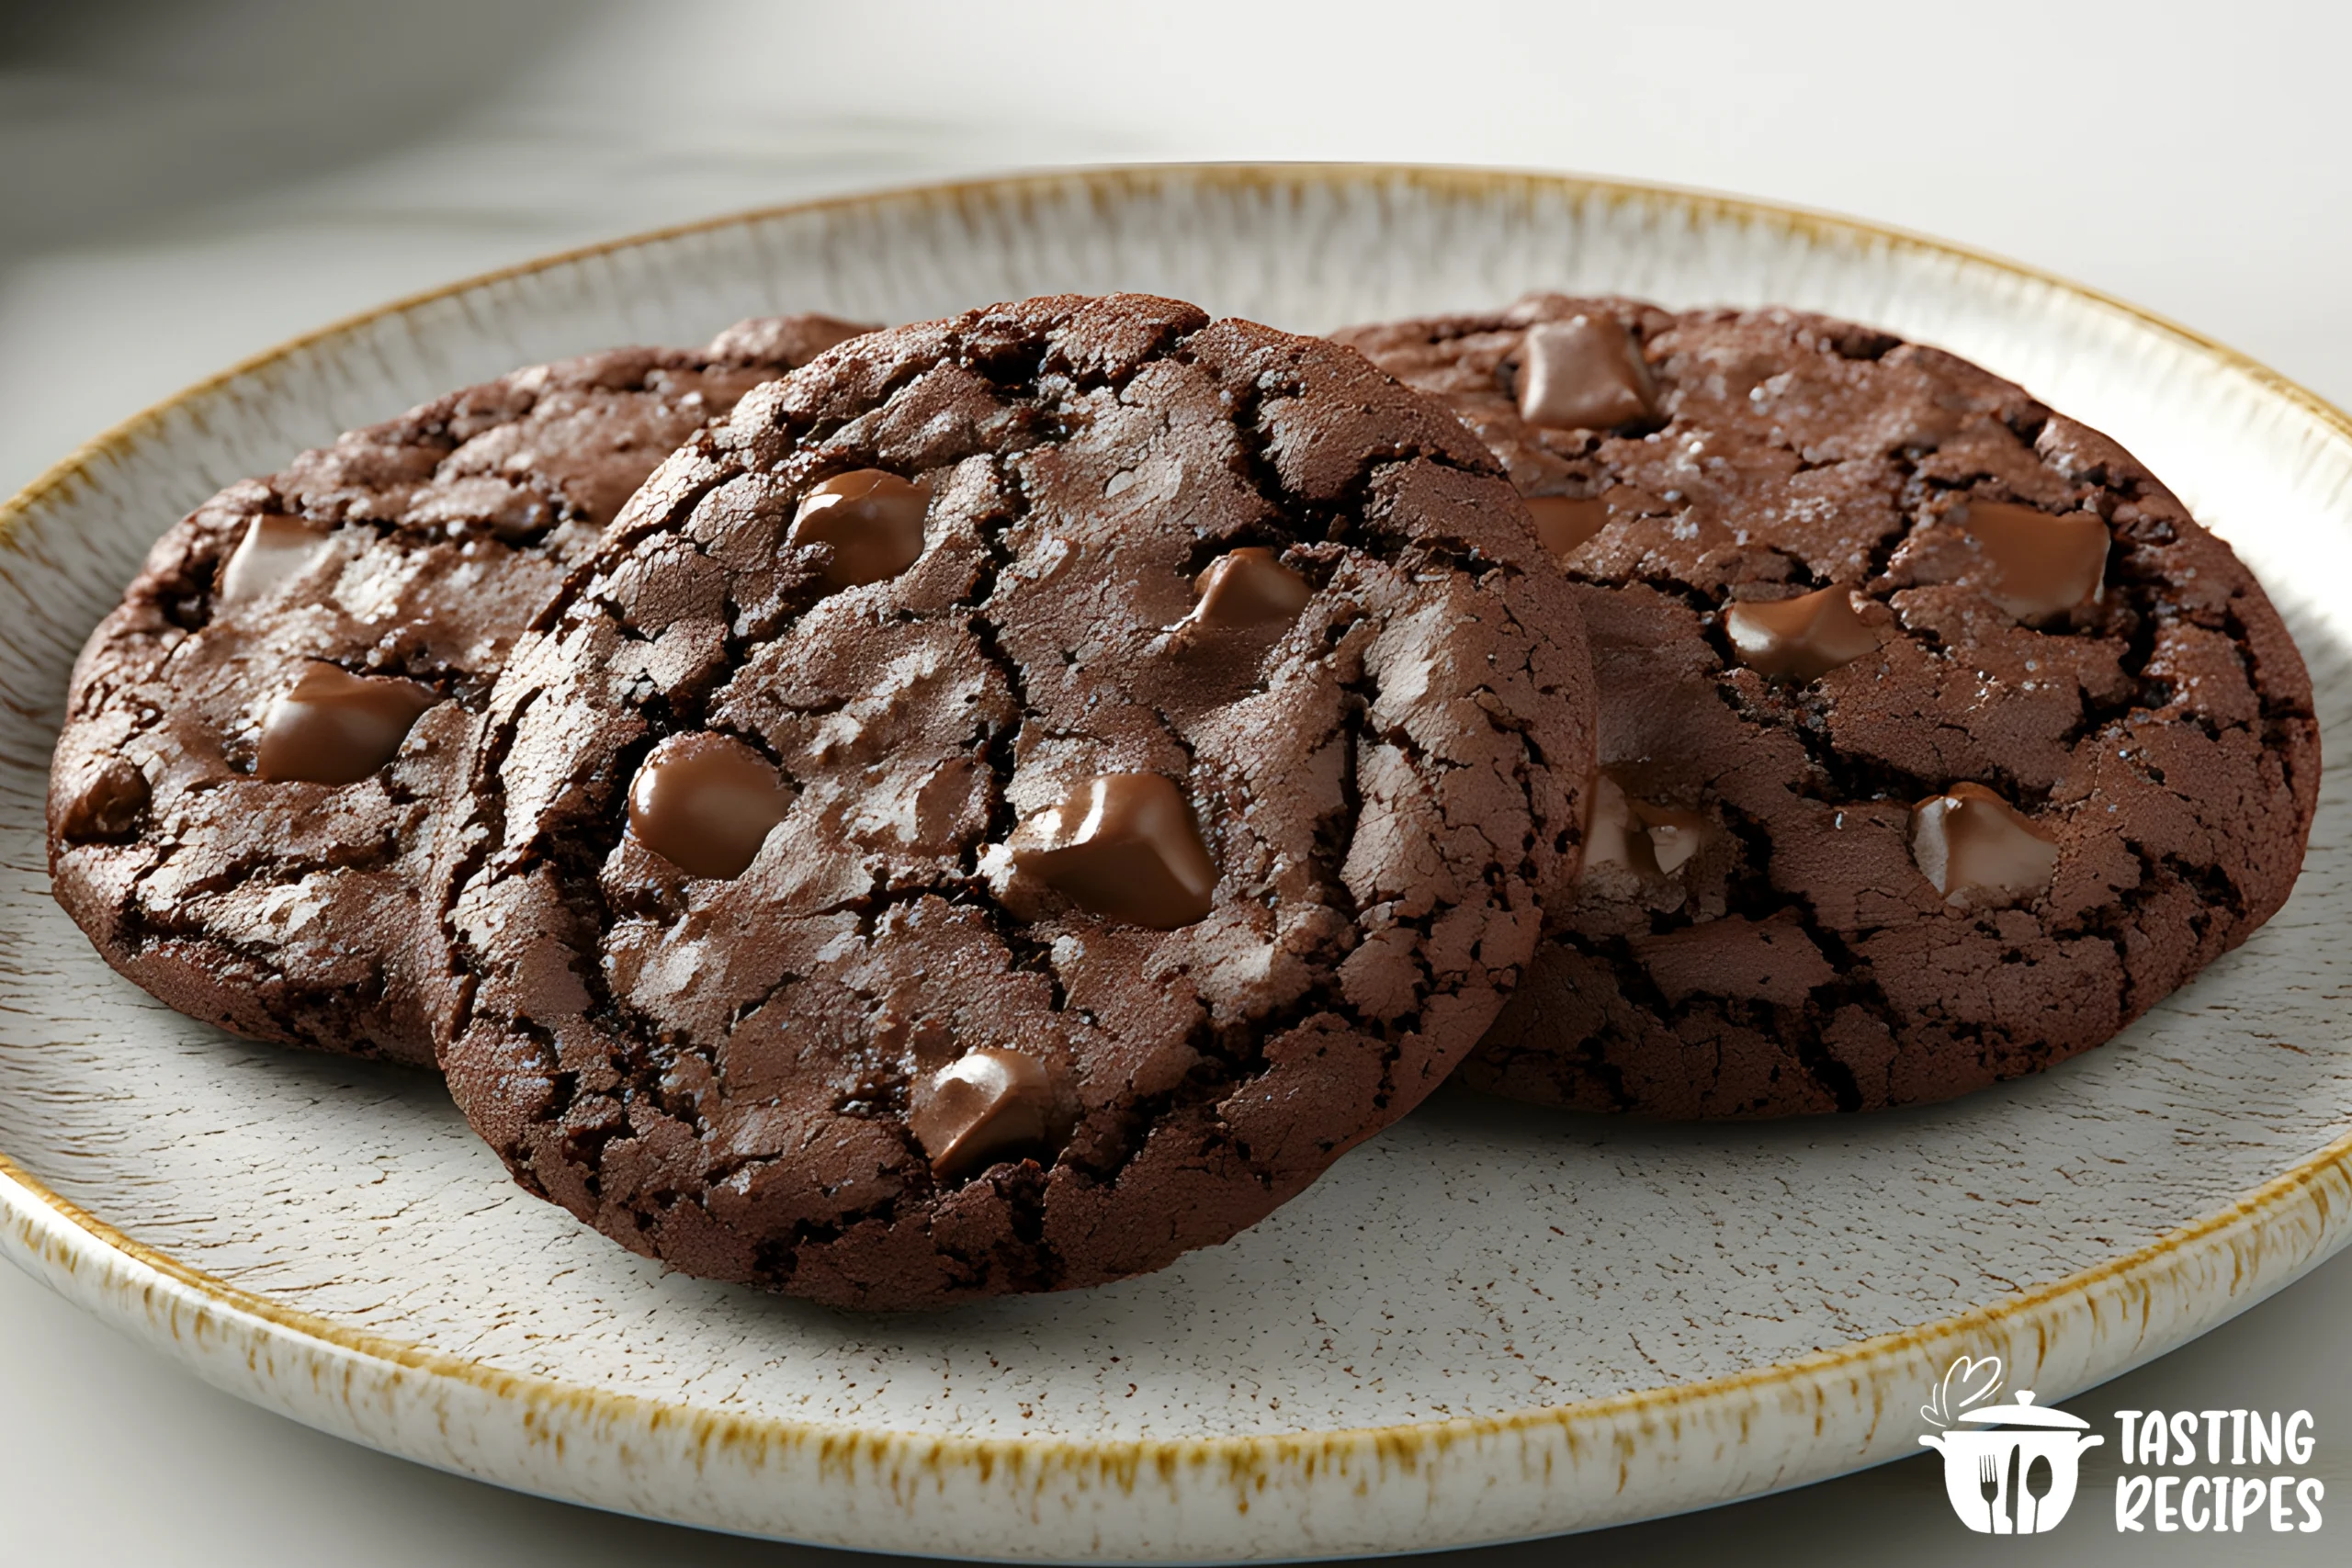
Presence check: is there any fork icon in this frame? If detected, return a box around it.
[1978,1452,2002,1533]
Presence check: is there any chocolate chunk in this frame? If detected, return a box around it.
[1190,547,1310,627]
[790,469,929,588]
[1910,782,2059,903]
[626,732,790,880]
[254,662,435,784]
[1960,502,2109,622]
[907,1047,1056,1180]
[1724,585,1877,681]
[1524,495,1610,560]
[217,514,325,605]
[1515,316,1657,431]
[1009,772,1216,930]
[1585,774,1705,880]
[1640,809,1705,876]
[57,759,149,842]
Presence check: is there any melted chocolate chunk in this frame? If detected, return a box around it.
[626,732,791,880]
[790,469,930,588]
[1961,501,2109,622]
[1909,781,2059,904]
[907,1047,1057,1180]
[254,662,435,784]
[56,759,149,842]
[1008,772,1216,930]
[1515,316,1657,432]
[217,514,326,605]
[1524,494,1610,560]
[1190,546,1310,627]
[1585,774,1705,880]
[1724,585,1877,681]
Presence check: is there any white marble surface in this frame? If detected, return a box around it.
[2,2,2347,1561]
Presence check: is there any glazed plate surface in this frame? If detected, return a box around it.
[1,165,2346,1561]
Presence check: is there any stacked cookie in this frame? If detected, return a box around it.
[1334,299,2317,1117]
[51,313,870,1064]
[47,290,2315,1309]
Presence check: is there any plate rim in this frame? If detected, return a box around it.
[5,157,2349,1516]
[8,1124,2352,1457]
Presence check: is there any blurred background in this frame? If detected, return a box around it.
[3,2,2347,1562]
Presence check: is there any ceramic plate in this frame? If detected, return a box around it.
[2,165,2346,1562]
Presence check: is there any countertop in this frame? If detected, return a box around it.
[3,2,2346,1562]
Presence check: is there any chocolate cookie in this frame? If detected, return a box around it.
[435,294,1598,1306]
[1336,297,2318,1116]
[49,314,873,1066]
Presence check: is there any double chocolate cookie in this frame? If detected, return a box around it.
[50,314,871,1065]
[435,294,1599,1306]
[1337,297,2317,1116]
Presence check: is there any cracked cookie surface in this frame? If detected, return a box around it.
[49,314,871,1065]
[435,294,1598,1307]
[1336,297,2318,1117]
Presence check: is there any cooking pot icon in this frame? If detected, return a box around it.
[1919,1391,2104,1533]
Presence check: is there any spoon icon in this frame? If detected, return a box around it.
[2024,1452,2055,1533]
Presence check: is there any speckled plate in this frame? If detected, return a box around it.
[2,165,2346,1562]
